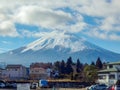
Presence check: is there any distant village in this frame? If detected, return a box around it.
[0,62,56,81]
[0,56,101,81]
[0,56,120,86]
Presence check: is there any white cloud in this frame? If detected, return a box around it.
[75,0,120,17]
[20,30,39,38]
[0,0,120,40]
[85,29,107,40]
[100,16,120,31]
[15,6,73,30]
[0,21,19,37]
[0,48,6,53]
[2,41,11,44]
[109,34,120,40]
[0,47,11,53]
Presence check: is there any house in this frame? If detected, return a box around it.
[97,61,120,85]
[2,64,27,80]
[30,63,48,80]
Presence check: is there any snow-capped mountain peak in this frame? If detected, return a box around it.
[22,31,89,53]
[1,31,120,65]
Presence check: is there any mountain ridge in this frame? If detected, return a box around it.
[0,32,120,65]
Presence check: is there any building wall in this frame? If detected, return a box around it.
[98,63,120,85]
[109,72,118,85]
[98,74,109,84]
[30,67,48,80]
[98,73,118,85]
[1,65,27,80]
[116,73,120,80]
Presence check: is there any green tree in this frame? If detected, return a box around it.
[83,65,98,82]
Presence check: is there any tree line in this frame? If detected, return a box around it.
[52,56,104,82]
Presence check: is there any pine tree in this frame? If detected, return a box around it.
[96,57,103,69]
[91,61,95,66]
[54,61,60,71]
[60,60,66,74]
[76,59,83,73]
[66,56,73,74]
[67,56,73,65]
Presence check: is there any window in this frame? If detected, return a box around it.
[15,69,18,71]
[98,75,106,79]
[31,71,34,73]
[118,75,120,79]
[35,70,39,72]
[109,65,113,68]
[109,74,115,79]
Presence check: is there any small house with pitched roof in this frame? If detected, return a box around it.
[97,61,120,85]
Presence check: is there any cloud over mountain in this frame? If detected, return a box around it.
[0,0,120,40]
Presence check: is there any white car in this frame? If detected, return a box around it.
[30,82,38,89]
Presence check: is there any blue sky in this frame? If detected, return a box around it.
[0,0,120,54]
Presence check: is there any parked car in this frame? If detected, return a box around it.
[87,84,108,90]
[86,85,97,90]
[30,82,38,89]
[0,83,5,88]
[107,80,120,90]
[95,84,108,90]
[39,79,48,88]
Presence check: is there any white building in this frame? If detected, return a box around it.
[98,61,120,85]
[2,64,27,80]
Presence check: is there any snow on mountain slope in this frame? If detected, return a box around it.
[22,31,99,53]
[0,31,120,65]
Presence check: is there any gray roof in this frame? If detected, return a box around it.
[98,67,120,73]
[107,61,120,65]
[6,64,23,69]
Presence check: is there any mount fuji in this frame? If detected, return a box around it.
[0,31,120,65]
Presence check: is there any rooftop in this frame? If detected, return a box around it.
[107,61,120,65]
[98,67,120,73]
[6,64,24,69]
